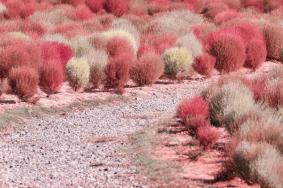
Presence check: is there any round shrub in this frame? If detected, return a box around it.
[39,60,65,95]
[130,52,164,86]
[263,24,283,60]
[193,53,216,76]
[102,29,139,55]
[185,115,208,130]
[0,40,41,79]
[74,4,94,20]
[210,33,246,73]
[177,95,209,122]
[162,47,193,78]
[41,41,73,67]
[203,2,229,19]
[244,38,267,70]
[8,66,39,100]
[66,57,90,91]
[174,32,203,58]
[104,0,129,17]
[105,54,133,94]
[196,124,219,147]
[85,0,105,13]
[88,50,108,89]
[207,80,256,127]
[106,36,134,58]
[214,10,242,25]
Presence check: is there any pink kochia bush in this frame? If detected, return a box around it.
[8,66,39,100]
[196,124,219,147]
[85,0,105,13]
[263,24,283,60]
[214,10,242,25]
[3,0,36,19]
[177,96,219,147]
[193,53,216,76]
[39,60,65,95]
[210,33,246,73]
[105,54,133,94]
[74,4,94,20]
[40,42,73,67]
[130,52,164,86]
[0,40,41,79]
[106,37,134,58]
[206,22,267,72]
[104,0,128,17]
[177,95,209,122]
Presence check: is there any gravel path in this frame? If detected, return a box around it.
[0,81,210,188]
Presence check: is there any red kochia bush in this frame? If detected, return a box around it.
[3,0,36,19]
[106,37,134,58]
[140,33,177,56]
[193,53,216,76]
[185,115,208,130]
[196,124,219,147]
[86,0,105,13]
[40,42,73,67]
[0,40,41,79]
[8,66,39,99]
[245,38,266,70]
[74,4,94,20]
[182,0,204,12]
[65,0,85,6]
[39,60,65,95]
[105,54,133,94]
[130,52,164,86]
[210,33,246,73]
[263,24,283,60]
[241,0,264,12]
[104,0,129,17]
[177,96,209,121]
[214,10,242,25]
[203,2,229,19]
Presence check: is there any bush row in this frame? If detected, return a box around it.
[177,73,283,187]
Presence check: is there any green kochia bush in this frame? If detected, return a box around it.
[204,80,255,127]
[162,47,193,78]
[66,57,90,91]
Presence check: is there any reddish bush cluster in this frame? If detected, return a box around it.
[139,33,177,56]
[177,95,209,121]
[193,53,216,76]
[196,124,219,147]
[85,0,105,13]
[8,66,39,100]
[74,4,94,20]
[106,37,134,58]
[39,60,65,95]
[105,54,133,94]
[40,41,73,67]
[210,33,246,73]
[177,96,219,147]
[3,0,36,19]
[130,52,164,86]
[104,0,128,17]
[0,40,40,79]
[214,10,242,25]
[263,24,283,60]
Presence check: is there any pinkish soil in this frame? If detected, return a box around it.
[0,62,279,187]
